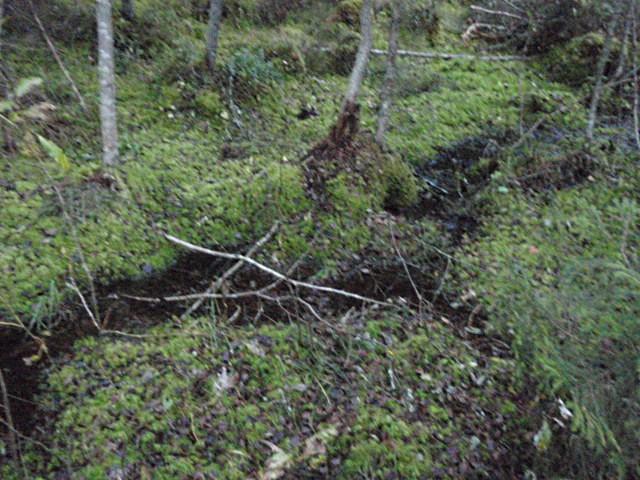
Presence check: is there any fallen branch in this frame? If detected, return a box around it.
[66,278,100,332]
[120,257,305,305]
[165,234,394,307]
[370,48,528,62]
[181,222,280,319]
[470,4,525,21]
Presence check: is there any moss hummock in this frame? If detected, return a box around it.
[4,312,527,479]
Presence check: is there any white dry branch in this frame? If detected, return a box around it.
[164,234,394,307]
[632,1,640,150]
[181,222,281,318]
[469,4,525,21]
[369,48,528,62]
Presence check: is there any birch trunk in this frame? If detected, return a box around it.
[330,0,374,144]
[97,0,119,166]
[121,0,135,21]
[343,0,374,106]
[375,0,401,147]
[206,0,224,71]
[632,2,640,150]
[0,0,12,152]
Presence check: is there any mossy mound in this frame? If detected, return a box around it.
[387,59,580,164]
[5,312,529,479]
[541,32,622,88]
[458,166,640,477]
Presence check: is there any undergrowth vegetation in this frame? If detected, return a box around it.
[1,0,639,478]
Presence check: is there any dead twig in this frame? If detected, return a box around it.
[50,182,101,327]
[511,67,640,150]
[165,234,394,307]
[470,4,525,21]
[182,222,280,319]
[66,278,100,332]
[370,48,528,62]
[586,15,619,142]
[28,0,87,111]
[389,226,427,314]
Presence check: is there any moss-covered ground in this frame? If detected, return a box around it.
[5,311,528,479]
[1,0,639,478]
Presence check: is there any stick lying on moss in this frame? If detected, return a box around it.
[369,48,528,62]
[181,222,281,319]
[164,233,395,307]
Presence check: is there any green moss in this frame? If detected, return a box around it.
[377,156,420,209]
[459,179,640,477]
[386,60,580,164]
[333,0,363,27]
[16,312,525,478]
[541,32,621,87]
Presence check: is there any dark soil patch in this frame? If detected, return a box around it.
[398,133,512,243]
[511,150,597,193]
[0,251,220,434]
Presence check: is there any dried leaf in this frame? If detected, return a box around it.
[302,425,339,459]
[37,135,71,172]
[23,102,56,121]
[15,77,43,99]
[214,367,238,393]
[260,444,292,480]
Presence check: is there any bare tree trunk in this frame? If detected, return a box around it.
[632,1,640,150]
[0,0,13,152]
[330,0,374,144]
[97,0,119,166]
[586,15,619,142]
[614,5,632,79]
[375,0,401,147]
[343,0,373,106]
[206,0,223,71]
[0,0,4,42]
[121,0,135,21]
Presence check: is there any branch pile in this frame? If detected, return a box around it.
[464,0,601,53]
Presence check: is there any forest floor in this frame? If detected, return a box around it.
[1,1,639,478]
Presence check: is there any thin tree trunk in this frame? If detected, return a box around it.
[330,0,374,144]
[376,0,401,147]
[632,2,640,150]
[586,15,619,142]
[343,0,373,106]
[206,0,223,71]
[121,0,134,21]
[614,5,632,79]
[0,0,4,42]
[0,0,13,152]
[97,0,119,166]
